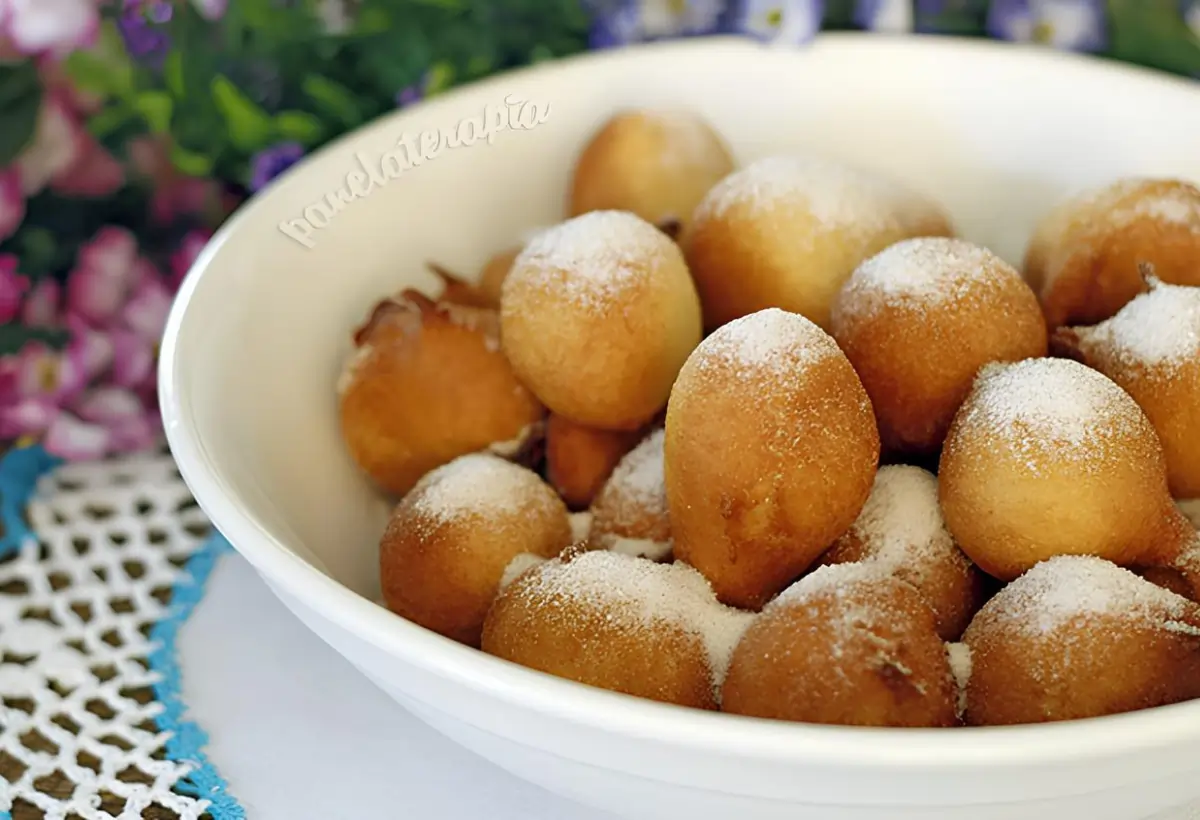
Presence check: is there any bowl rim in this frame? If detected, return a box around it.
[160,32,1200,774]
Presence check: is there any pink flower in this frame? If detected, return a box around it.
[65,226,140,324]
[109,328,154,391]
[51,132,124,197]
[73,385,160,451]
[65,313,114,381]
[1,0,100,56]
[121,273,172,344]
[0,254,29,324]
[169,229,211,289]
[17,93,81,196]
[21,278,59,326]
[42,411,111,460]
[0,166,25,241]
[129,136,221,224]
[6,341,86,405]
[190,0,228,20]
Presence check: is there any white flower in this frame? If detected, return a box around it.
[733,0,823,46]
[637,0,724,38]
[0,0,99,55]
[855,0,912,33]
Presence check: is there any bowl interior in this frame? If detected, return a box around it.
[164,33,1200,692]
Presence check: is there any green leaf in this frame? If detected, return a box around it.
[1107,0,1200,76]
[169,143,215,177]
[164,50,186,98]
[210,75,274,151]
[0,325,70,356]
[0,62,43,166]
[134,91,174,134]
[63,21,136,100]
[301,74,362,126]
[85,105,135,139]
[424,60,456,95]
[273,110,325,144]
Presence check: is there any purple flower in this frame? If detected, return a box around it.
[731,0,824,44]
[249,142,305,192]
[854,0,913,31]
[116,1,172,67]
[396,82,424,107]
[0,254,29,325]
[987,0,1107,51]
[586,0,724,47]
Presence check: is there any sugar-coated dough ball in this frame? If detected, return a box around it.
[682,155,913,332]
[961,555,1200,725]
[1053,279,1200,498]
[339,292,545,497]
[589,428,671,561]
[665,308,880,609]
[1023,178,1200,329]
[501,211,702,430]
[722,563,959,727]
[545,413,644,510]
[831,238,1048,456]
[939,358,1187,581]
[817,465,987,641]
[379,454,572,646]
[569,109,735,232]
[481,550,754,709]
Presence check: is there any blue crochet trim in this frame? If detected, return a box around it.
[0,445,245,818]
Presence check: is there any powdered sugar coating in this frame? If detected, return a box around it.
[607,537,673,562]
[515,551,755,692]
[499,553,549,590]
[591,429,669,548]
[693,155,896,230]
[971,555,1191,638]
[1078,280,1200,372]
[835,238,1016,324]
[772,561,894,609]
[946,642,972,719]
[691,308,841,382]
[407,453,560,532]
[569,511,593,543]
[838,466,961,587]
[507,210,667,313]
[951,358,1152,473]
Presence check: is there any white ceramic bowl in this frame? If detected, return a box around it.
[160,34,1200,820]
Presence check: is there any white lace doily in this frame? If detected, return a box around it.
[0,449,240,820]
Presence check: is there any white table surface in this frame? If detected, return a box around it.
[180,551,614,820]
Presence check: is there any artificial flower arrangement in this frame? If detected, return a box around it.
[0,0,1198,461]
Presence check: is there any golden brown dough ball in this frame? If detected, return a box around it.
[569,109,735,233]
[1023,178,1200,329]
[478,246,522,307]
[830,238,1048,456]
[379,454,572,646]
[339,291,545,497]
[589,428,671,561]
[544,413,644,510]
[939,358,1190,581]
[665,308,880,610]
[500,211,702,430]
[961,555,1200,725]
[481,550,754,709]
[817,465,987,641]
[1052,278,1200,498]
[722,563,959,727]
[681,155,914,332]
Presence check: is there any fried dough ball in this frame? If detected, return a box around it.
[722,563,959,727]
[681,155,915,332]
[665,308,880,609]
[830,238,1048,456]
[1023,178,1200,329]
[339,291,545,497]
[1052,278,1200,498]
[544,414,644,510]
[478,246,522,307]
[589,428,671,561]
[568,109,735,233]
[379,454,572,646]
[501,211,702,430]
[939,358,1190,581]
[882,182,957,239]
[961,555,1200,725]
[817,466,987,641]
[481,550,754,709]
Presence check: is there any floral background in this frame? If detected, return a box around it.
[1,0,1198,461]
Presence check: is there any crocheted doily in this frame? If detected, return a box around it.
[0,447,243,820]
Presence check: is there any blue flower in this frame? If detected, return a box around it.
[249,142,305,192]
[395,83,423,107]
[116,0,173,67]
[1184,0,1200,39]
[986,0,1107,52]
[854,0,913,31]
[730,0,824,45]
[585,0,724,48]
